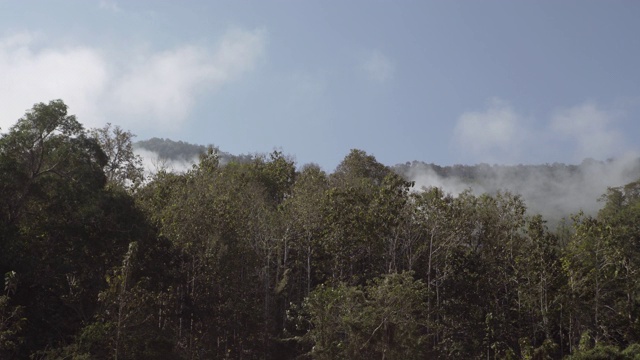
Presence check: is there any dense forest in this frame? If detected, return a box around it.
[3,100,640,359]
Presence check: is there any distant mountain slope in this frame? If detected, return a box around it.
[134,137,640,219]
[134,137,253,164]
[135,137,207,160]
[393,157,640,219]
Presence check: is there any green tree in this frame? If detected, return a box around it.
[0,271,26,358]
[515,215,564,357]
[561,180,640,350]
[321,150,403,283]
[301,272,427,359]
[332,149,390,186]
[283,164,329,298]
[0,100,162,357]
[90,123,145,190]
[136,151,276,358]
[0,99,106,225]
[563,214,621,349]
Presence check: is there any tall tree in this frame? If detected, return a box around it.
[301,272,428,359]
[0,100,160,357]
[90,123,145,190]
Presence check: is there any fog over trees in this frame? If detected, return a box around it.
[136,138,640,221]
[395,159,640,221]
[4,100,640,359]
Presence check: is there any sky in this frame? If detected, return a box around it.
[1,0,640,171]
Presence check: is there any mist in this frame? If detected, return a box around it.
[134,148,199,176]
[133,135,640,222]
[401,154,640,221]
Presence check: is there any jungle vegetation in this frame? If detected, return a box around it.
[2,100,640,359]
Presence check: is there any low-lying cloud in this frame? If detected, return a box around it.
[405,155,640,222]
[134,148,198,176]
[550,103,626,161]
[442,98,639,220]
[453,98,525,163]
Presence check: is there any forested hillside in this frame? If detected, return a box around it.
[3,101,640,359]
[135,138,254,166]
[394,159,640,221]
[136,138,640,220]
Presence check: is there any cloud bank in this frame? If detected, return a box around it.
[406,156,640,222]
[453,98,631,164]
[405,100,640,220]
[0,32,109,130]
[550,103,625,161]
[0,28,266,132]
[453,98,525,163]
[134,148,198,176]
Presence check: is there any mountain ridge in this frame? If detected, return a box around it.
[135,137,640,219]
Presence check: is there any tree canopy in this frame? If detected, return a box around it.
[3,100,640,359]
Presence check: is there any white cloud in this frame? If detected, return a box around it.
[134,148,197,176]
[0,32,109,130]
[99,0,122,13]
[0,28,266,132]
[452,98,631,164]
[112,28,265,130]
[213,28,267,78]
[0,32,35,48]
[283,70,327,110]
[453,98,525,163]
[362,51,395,83]
[112,46,218,128]
[550,103,625,161]
[409,165,476,196]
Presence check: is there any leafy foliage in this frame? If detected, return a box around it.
[5,100,640,359]
[90,123,144,190]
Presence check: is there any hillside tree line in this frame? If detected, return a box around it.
[2,101,640,359]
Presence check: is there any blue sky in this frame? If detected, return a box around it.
[1,1,639,171]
